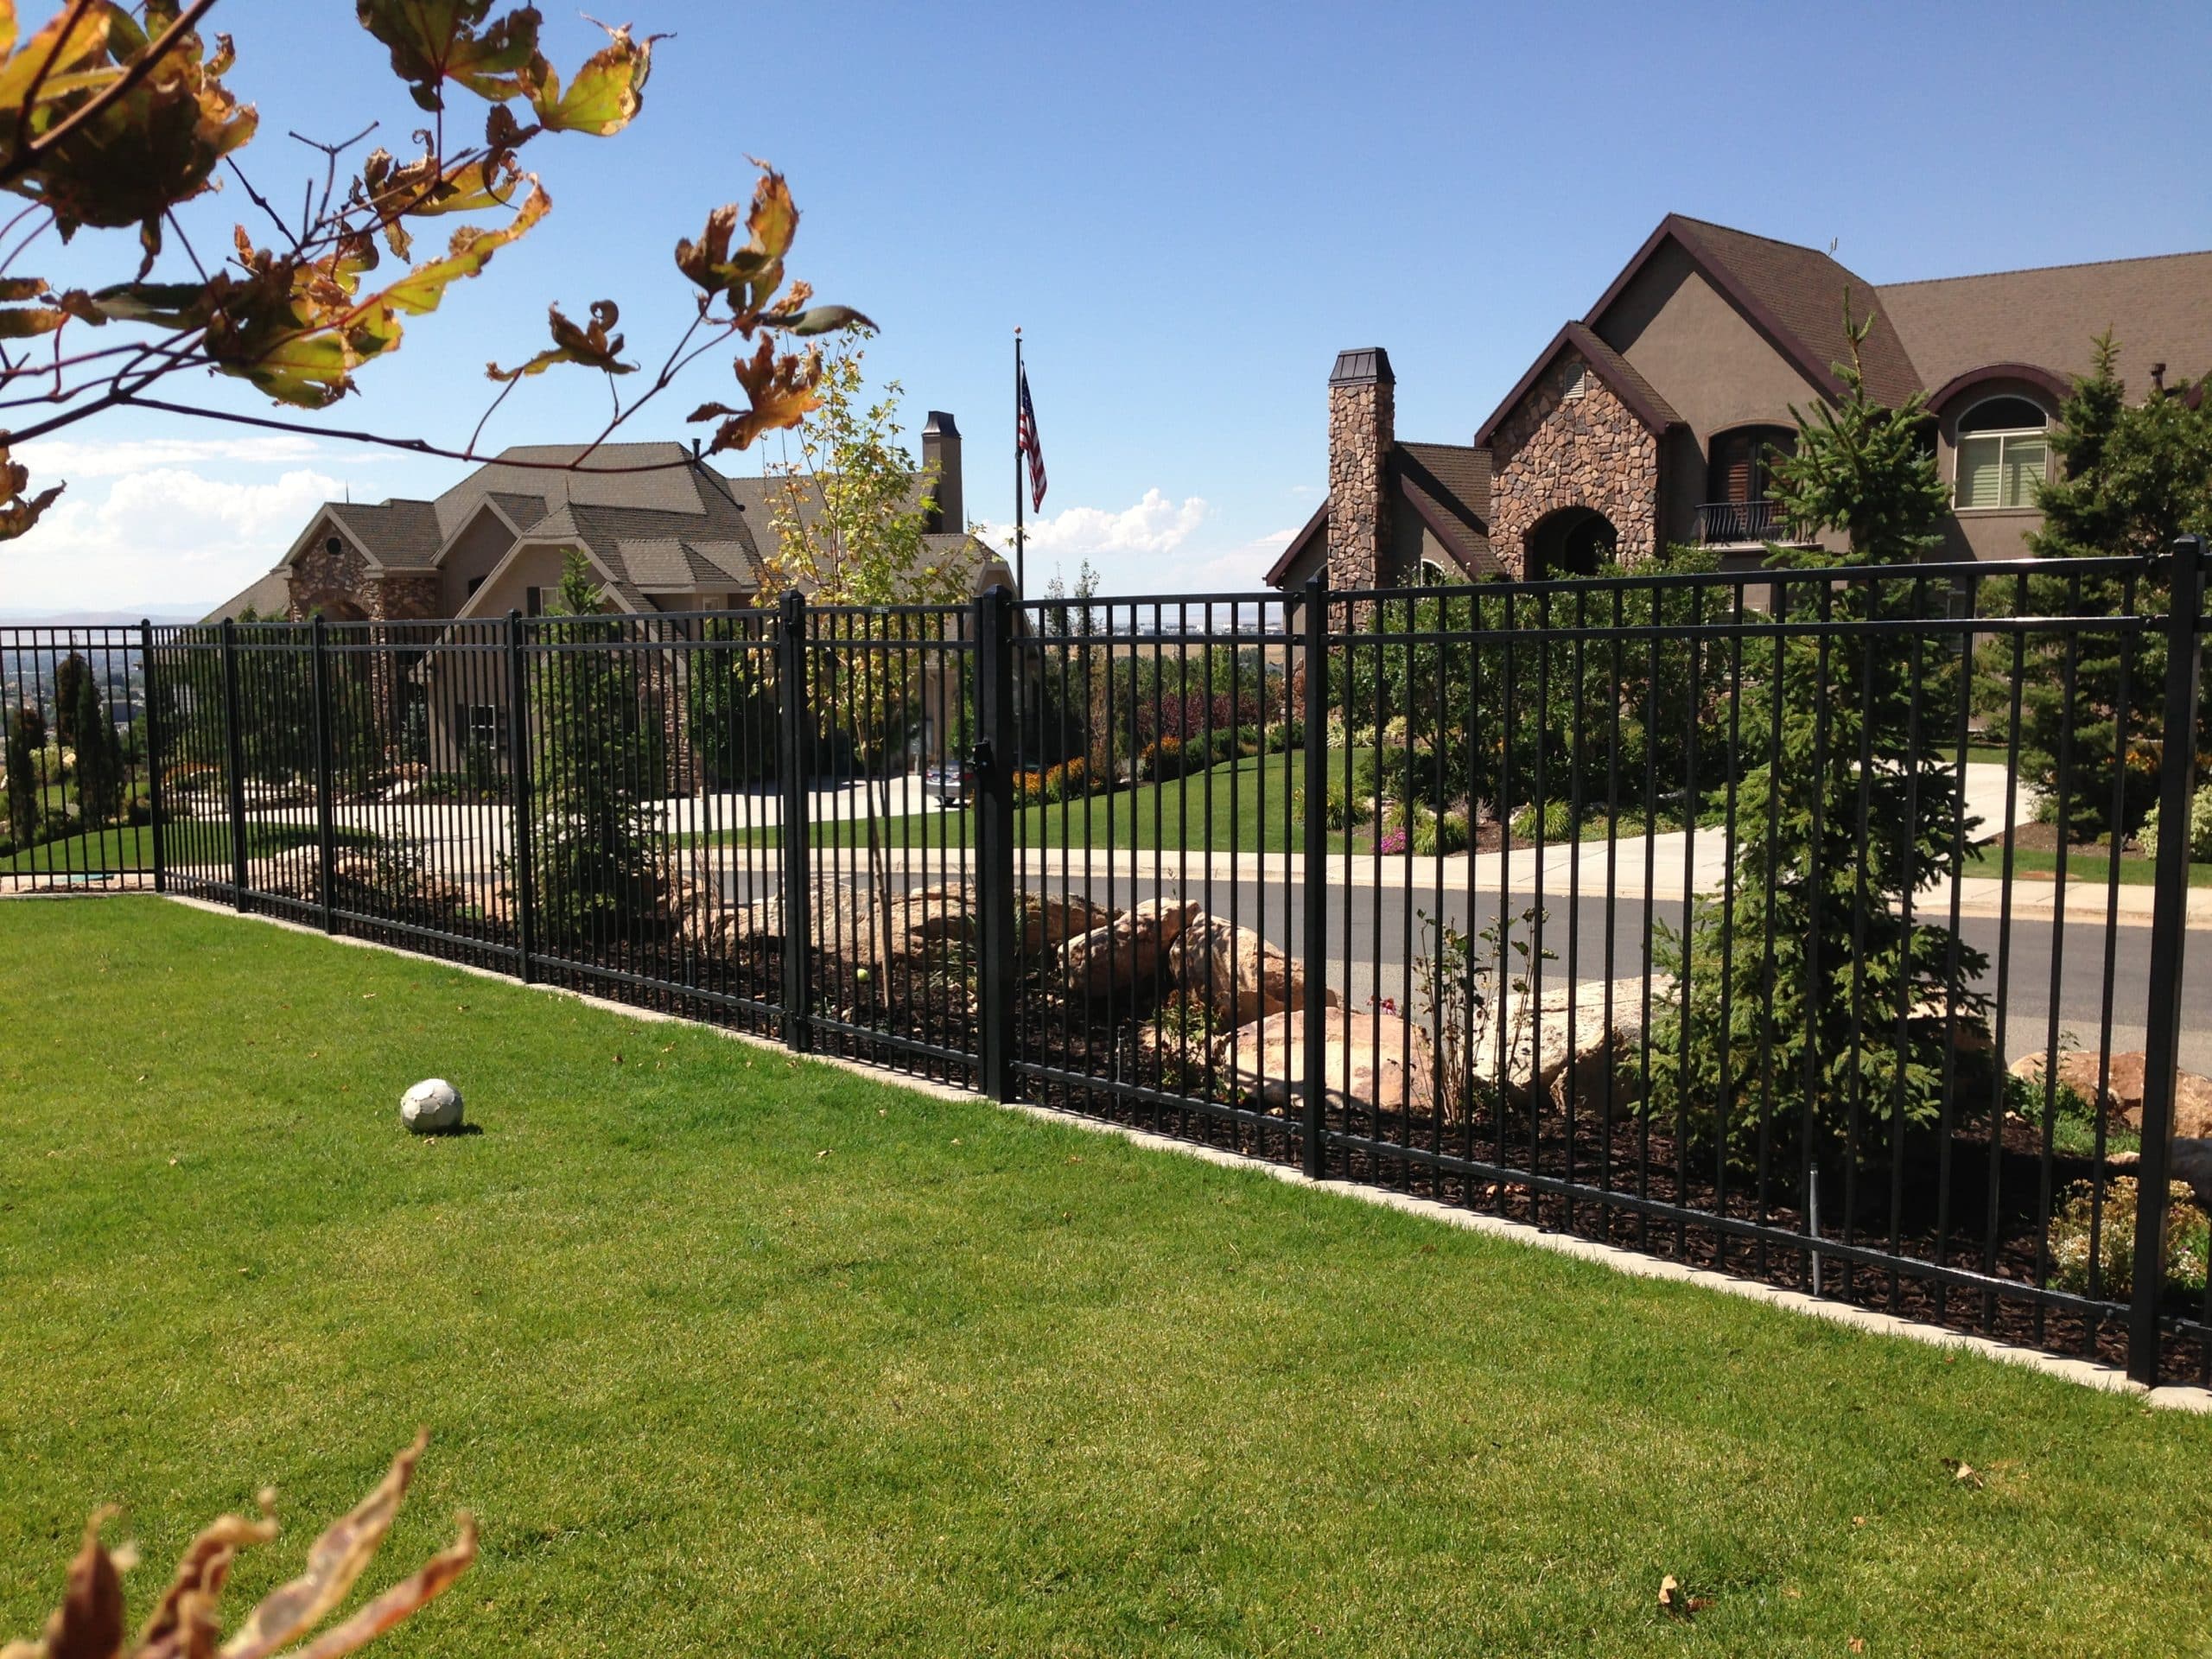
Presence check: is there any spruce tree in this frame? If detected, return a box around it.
[1986,334,2212,837]
[1651,313,1991,1166]
[530,553,664,947]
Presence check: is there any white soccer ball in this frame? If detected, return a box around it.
[400,1077,463,1134]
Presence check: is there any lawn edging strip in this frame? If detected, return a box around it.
[160,892,2212,1414]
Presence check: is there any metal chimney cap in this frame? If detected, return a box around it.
[922,410,960,436]
[1328,347,1394,387]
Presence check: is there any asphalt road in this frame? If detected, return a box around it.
[727,864,2212,1074]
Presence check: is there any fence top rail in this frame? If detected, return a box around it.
[1332,550,2164,603]
[1332,611,2159,650]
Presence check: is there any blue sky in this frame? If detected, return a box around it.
[3,0,2209,614]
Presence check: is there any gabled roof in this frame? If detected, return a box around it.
[1876,247,2212,397]
[314,499,443,569]
[1262,441,1495,588]
[1472,321,1683,449]
[1586,214,1923,408]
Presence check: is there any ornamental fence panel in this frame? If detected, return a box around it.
[8,540,2204,1382]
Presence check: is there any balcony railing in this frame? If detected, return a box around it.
[1695,499,1786,544]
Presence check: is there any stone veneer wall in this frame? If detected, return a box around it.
[1325,373,1394,590]
[285,537,371,620]
[370,573,442,621]
[1488,352,1660,575]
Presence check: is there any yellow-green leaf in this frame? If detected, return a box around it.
[0,4,114,120]
[379,179,549,315]
[520,21,657,136]
[675,167,798,315]
[355,0,542,110]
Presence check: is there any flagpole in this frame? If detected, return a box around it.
[1013,327,1026,598]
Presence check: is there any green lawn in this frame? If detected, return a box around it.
[1967,842,2212,888]
[5,899,2212,1656]
[2,822,375,875]
[716,751,1323,854]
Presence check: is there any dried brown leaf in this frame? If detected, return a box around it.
[1656,1573,1707,1621]
[284,1516,476,1659]
[135,1503,279,1652]
[216,1429,429,1659]
[486,298,632,381]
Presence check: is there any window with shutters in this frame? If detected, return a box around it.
[1706,426,1795,505]
[1953,396,2049,510]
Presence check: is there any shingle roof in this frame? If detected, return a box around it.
[1472,321,1683,449]
[1602,216,1923,407]
[1876,248,2212,398]
[325,500,443,569]
[202,567,293,623]
[430,442,731,540]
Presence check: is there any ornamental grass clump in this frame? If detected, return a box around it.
[1,1432,472,1659]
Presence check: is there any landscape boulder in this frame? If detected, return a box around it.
[1060,898,1198,998]
[1216,1007,1437,1120]
[1475,976,1651,1115]
[2010,1049,2212,1138]
[1163,912,1330,1024]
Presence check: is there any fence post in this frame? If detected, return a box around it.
[777,590,813,1053]
[1301,575,1330,1179]
[506,610,537,983]
[2130,533,2207,1386]
[310,616,337,935]
[219,618,249,910]
[975,583,1018,1103]
[139,618,165,895]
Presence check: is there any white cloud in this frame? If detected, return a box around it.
[1180,527,1304,589]
[984,488,1210,561]
[13,434,345,479]
[0,466,346,613]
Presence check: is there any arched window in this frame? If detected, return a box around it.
[1955,396,2049,510]
[1419,557,1450,587]
[1701,425,1796,542]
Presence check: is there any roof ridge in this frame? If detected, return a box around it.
[1668,213,1842,261]
[1878,245,2212,290]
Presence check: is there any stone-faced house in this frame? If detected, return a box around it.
[210,419,986,624]
[1268,215,2212,590]
[208,422,1005,780]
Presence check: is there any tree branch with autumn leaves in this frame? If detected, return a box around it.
[0,0,867,543]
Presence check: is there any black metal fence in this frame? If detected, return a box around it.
[7,542,2208,1382]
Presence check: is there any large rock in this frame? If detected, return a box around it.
[1477,976,1650,1115]
[1163,912,1326,1025]
[2010,1049,2212,1138]
[1060,898,1197,998]
[2107,1139,2212,1211]
[1216,1007,1438,1120]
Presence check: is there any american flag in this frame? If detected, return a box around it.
[1018,365,1046,512]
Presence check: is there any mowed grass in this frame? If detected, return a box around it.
[4,902,2212,1657]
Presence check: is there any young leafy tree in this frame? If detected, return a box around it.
[0,3,863,540]
[1650,312,1991,1167]
[1983,336,2212,836]
[529,551,663,948]
[760,335,984,982]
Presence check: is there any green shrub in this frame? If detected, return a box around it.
[1510,798,1578,843]
[2139,782,2212,862]
[2049,1178,2209,1300]
[1263,719,1304,753]
[1417,807,1471,856]
[1324,781,1375,830]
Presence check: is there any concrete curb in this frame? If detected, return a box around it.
[150,893,2212,1414]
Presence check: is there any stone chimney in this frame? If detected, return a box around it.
[921,410,963,532]
[1326,348,1394,589]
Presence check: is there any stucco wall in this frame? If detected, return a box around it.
[1488,352,1660,572]
[436,508,518,613]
